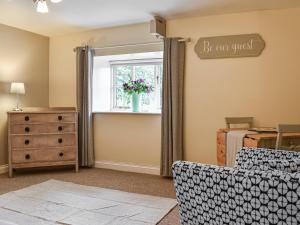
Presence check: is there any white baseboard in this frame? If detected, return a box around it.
[95,161,160,175]
[0,164,8,175]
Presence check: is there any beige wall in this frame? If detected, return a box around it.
[49,8,300,167]
[0,24,49,166]
[49,23,161,168]
[94,114,161,167]
[167,8,300,164]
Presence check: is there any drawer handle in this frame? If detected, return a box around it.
[25,154,31,160]
[58,138,63,144]
[25,116,30,121]
[58,116,63,121]
[25,127,30,133]
[58,126,63,131]
[59,152,64,157]
[24,140,30,145]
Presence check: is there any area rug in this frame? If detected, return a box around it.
[0,179,177,225]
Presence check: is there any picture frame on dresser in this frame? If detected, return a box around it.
[7,107,79,177]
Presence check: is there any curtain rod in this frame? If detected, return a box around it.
[73,41,162,52]
[178,38,191,42]
[73,38,190,52]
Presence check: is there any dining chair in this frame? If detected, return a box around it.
[225,117,254,129]
[276,124,300,151]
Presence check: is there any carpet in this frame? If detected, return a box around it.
[0,179,177,225]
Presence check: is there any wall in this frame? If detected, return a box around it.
[94,114,161,169]
[167,8,300,164]
[49,8,300,168]
[0,23,49,166]
[49,23,162,169]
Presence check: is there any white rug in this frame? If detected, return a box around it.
[0,180,177,225]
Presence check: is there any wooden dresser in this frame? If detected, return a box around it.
[8,107,78,177]
[217,128,300,166]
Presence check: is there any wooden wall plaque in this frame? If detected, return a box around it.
[194,34,265,59]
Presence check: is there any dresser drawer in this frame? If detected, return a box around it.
[12,148,76,164]
[10,113,76,124]
[10,123,76,134]
[46,134,76,147]
[11,134,76,149]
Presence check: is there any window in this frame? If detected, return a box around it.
[111,60,163,112]
[93,51,163,113]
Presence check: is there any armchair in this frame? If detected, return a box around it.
[173,147,300,225]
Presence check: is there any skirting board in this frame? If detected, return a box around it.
[95,161,160,175]
[0,164,8,175]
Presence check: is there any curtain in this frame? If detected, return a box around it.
[76,46,95,167]
[161,38,185,177]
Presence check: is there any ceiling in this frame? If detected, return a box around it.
[0,0,300,37]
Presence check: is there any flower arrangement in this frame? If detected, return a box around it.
[123,79,153,95]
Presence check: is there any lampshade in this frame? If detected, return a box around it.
[10,83,25,95]
[37,0,48,13]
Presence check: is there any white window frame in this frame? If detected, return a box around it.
[110,58,163,112]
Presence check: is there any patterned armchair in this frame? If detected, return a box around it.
[172,147,300,225]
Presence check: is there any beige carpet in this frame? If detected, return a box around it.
[0,167,180,225]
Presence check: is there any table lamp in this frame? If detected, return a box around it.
[10,82,25,111]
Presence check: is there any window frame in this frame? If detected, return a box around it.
[110,59,163,112]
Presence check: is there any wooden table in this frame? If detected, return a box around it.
[217,128,300,166]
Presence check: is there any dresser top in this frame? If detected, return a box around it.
[8,107,77,114]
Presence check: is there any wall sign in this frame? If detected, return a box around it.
[194,34,265,59]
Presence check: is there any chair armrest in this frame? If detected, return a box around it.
[172,161,300,225]
[234,147,300,168]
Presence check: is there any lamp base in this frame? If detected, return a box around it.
[12,108,23,112]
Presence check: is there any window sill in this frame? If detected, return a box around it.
[93,111,161,115]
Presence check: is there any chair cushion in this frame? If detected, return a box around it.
[241,158,300,173]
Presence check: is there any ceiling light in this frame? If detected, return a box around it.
[33,0,63,14]
[36,0,48,13]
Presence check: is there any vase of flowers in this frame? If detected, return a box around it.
[123,79,153,112]
[131,93,140,112]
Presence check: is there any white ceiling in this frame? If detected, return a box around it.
[0,0,300,37]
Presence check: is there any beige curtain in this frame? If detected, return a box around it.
[161,38,185,177]
[76,46,95,167]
